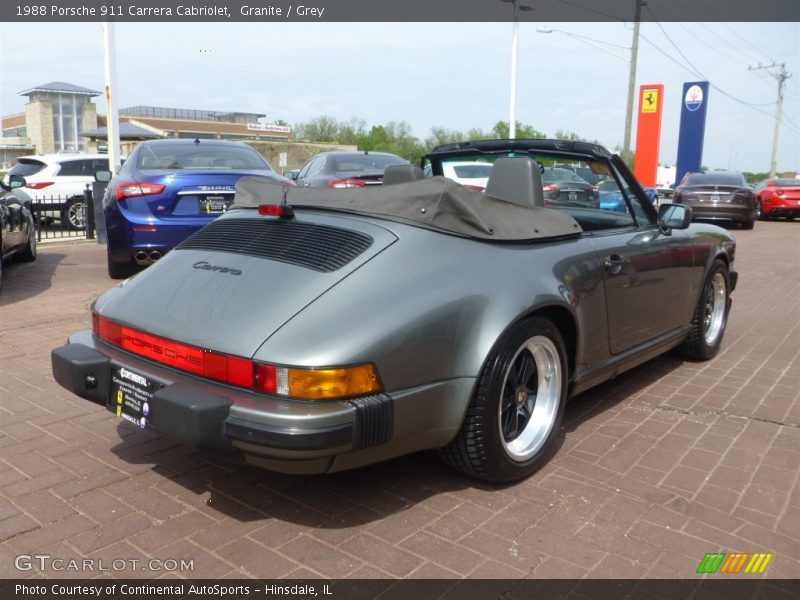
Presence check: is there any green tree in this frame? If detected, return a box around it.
[293,116,340,143]
[491,121,546,139]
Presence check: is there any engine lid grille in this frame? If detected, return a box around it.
[176,218,373,272]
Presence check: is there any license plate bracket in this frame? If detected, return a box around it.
[201,195,230,214]
[108,366,163,430]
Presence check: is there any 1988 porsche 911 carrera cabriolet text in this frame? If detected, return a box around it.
[52,139,737,482]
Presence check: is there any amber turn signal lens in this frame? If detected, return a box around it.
[287,365,381,400]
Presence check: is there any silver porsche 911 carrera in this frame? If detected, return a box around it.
[52,139,737,482]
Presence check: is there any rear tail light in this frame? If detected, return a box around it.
[776,189,784,196]
[258,204,294,219]
[328,179,366,189]
[93,314,381,400]
[543,184,558,193]
[255,364,380,399]
[463,185,485,192]
[114,181,165,201]
[26,182,55,190]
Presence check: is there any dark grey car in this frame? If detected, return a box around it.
[293,150,408,188]
[673,171,756,229]
[52,139,737,483]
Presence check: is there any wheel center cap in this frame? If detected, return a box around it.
[515,386,528,407]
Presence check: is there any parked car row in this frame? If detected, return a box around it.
[3,139,790,293]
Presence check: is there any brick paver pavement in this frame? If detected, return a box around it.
[1,222,798,580]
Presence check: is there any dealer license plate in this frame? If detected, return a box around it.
[568,192,577,201]
[109,366,162,429]
[201,195,230,214]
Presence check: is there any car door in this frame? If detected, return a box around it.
[587,167,697,355]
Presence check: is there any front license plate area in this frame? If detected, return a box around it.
[710,195,721,202]
[109,366,163,430]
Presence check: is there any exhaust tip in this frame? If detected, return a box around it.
[134,251,149,265]
[149,250,162,261]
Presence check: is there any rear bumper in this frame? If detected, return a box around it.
[51,331,473,474]
[51,334,383,456]
[105,211,211,262]
[687,203,754,223]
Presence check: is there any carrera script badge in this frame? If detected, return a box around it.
[192,261,242,275]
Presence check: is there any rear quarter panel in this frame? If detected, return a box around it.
[253,219,606,393]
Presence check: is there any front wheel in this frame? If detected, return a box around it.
[439,316,568,483]
[18,230,37,262]
[680,260,730,361]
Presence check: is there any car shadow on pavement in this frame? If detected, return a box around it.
[106,351,688,530]
[0,251,66,307]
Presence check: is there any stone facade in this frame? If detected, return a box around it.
[25,101,55,154]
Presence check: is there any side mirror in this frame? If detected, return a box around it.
[8,174,26,189]
[658,203,692,234]
[286,170,299,181]
[95,170,112,183]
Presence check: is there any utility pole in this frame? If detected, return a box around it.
[749,62,792,178]
[622,0,642,164]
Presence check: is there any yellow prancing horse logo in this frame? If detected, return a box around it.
[642,89,659,114]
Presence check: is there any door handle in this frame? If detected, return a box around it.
[603,254,625,275]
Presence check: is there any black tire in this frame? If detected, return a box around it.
[787,215,795,221]
[439,316,568,483]
[741,219,754,230]
[755,201,766,220]
[17,231,37,263]
[107,250,138,279]
[680,260,730,361]
[63,197,86,230]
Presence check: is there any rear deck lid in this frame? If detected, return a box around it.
[93,211,397,359]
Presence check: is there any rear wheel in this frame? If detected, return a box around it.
[439,317,567,483]
[63,197,86,230]
[680,260,729,360]
[756,201,766,220]
[741,219,754,230]
[107,249,138,279]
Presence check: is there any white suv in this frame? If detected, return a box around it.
[7,154,110,229]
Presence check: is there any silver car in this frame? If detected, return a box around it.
[52,139,737,483]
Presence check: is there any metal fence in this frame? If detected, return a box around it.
[30,187,98,242]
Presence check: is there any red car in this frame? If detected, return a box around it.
[754,178,800,220]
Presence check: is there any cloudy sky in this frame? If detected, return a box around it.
[1,20,798,173]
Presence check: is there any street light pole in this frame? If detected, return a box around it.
[502,0,532,139]
[622,0,642,163]
[510,16,519,138]
[102,22,121,173]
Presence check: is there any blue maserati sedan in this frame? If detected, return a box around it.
[101,139,287,278]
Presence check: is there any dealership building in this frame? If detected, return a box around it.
[0,81,292,166]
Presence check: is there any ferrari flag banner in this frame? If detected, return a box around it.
[633,84,664,187]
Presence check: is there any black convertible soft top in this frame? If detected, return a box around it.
[233,176,582,242]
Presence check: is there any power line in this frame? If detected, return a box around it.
[643,8,780,111]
